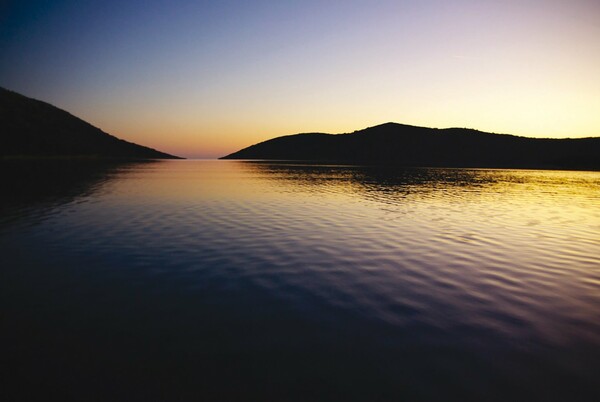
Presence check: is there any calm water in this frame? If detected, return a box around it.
[2,160,599,401]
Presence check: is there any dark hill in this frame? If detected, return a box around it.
[221,122,600,170]
[0,87,181,159]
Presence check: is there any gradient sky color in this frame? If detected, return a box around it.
[1,0,599,158]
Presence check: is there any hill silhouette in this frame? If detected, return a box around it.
[221,122,600,170]
[0,87,180,159]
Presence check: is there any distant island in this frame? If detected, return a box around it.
[0,87,181,159]
[221,123,600,170]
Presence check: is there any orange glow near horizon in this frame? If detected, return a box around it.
[88,88,600,159]
[2,1,599,158]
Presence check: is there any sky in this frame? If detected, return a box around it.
[1,0,599,158]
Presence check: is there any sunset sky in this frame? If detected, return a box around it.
[1,0,599,158]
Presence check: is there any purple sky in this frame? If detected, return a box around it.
[2,0,599,158]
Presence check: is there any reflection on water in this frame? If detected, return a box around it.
[0,160,148,226]
[2,160,599,401]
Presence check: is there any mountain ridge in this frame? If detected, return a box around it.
[221,123,600,170]
[0,87,181,159]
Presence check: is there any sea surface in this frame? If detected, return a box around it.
[2,160,599,401]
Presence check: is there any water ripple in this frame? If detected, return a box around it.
[1,160,599,401]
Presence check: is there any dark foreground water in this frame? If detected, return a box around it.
[1,160,599,401]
